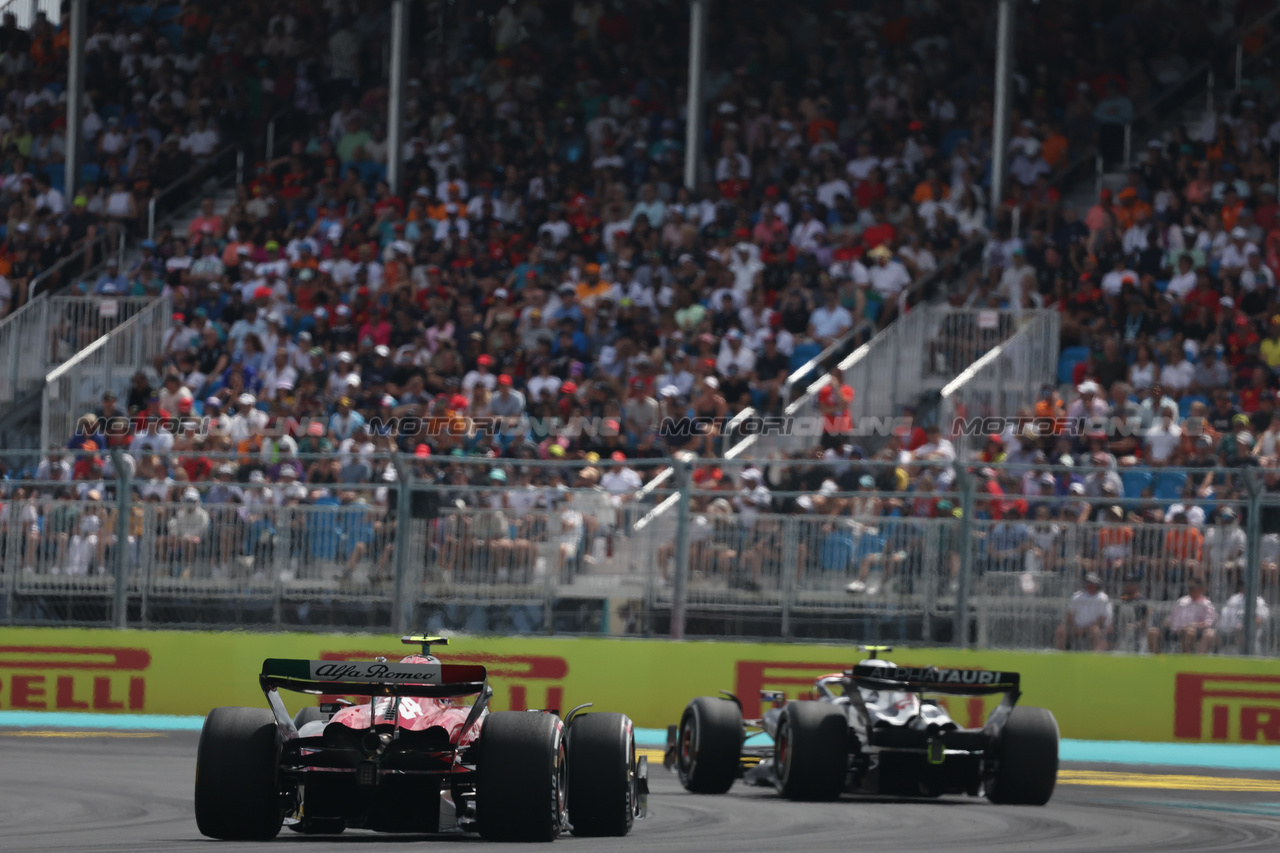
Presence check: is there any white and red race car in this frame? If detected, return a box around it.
[194,636,647,841]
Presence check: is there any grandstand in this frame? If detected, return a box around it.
[1,0,1279,657]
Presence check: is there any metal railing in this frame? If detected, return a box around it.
[0,0,58,29]
[1060,4,1280,189]
[28,228,124,303]
[938,311,1060,457]
[1,454,1277,656]
[39,296,171,451]
[146,145,243,242]
[0,295,155,409]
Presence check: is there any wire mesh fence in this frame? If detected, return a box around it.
[0,451,1277,656]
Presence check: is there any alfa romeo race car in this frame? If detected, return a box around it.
[194,636,647,841]
[665,646,1057,804]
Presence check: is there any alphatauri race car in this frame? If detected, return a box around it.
[194,636,647,841]
[665,646,1058,804]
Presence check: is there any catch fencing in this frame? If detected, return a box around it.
[0,453,1276,657]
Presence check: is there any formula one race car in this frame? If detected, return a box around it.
[194,636,647,841]
[665,646,1057,804]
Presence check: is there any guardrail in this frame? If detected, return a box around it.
[0,454,1275,655]
[39,296,171,451]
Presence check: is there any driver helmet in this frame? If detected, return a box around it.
[399,653,440,665]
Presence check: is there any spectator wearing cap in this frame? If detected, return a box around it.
[463,353,498,395]
[329,396,365,442]
[489,375,526,418]
[1153,576,1216,654]
[1055,572,1113,651]
[716,329,756,378]
[1066,381,1108,422]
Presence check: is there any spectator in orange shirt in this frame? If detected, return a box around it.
[1113,187,1152,230]
[1163,512,1204,566]
[1220,186,1244,232]
[911,169,950,204]
[1095,508,1135,569]
[1039,123,1069,170]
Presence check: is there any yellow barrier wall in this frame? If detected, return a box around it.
[2,628,1280,743]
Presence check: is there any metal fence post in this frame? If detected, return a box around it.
[147,198,156,242]
[953,467,976,648]
[391,456,413,634]
[670,454,694,639]
[1243,468,1261,656]
[236,148,244,187]
[112,448,131,629]
[1122,123,1131,168]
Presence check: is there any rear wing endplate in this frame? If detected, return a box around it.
[260,659,487,698]
[849,665,1020,696]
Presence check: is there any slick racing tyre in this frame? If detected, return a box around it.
[775,700,848,801]
[477,711,566,841]
[293,705,327,731]
[986,705,1059,805]
[676,696,742,794]
[567,712,636,837]
[194,707,284,840]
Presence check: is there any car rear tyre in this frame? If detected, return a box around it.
[986,706,1059,805]
[293,705,327,730]
[194,706,284,840]
[477,711,565,842]
[567,712,635,837]
[775,701,848,801]
[676,696,742,794]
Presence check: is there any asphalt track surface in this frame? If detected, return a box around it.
[3,730,1280,852]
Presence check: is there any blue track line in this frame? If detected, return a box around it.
[3,715,1278,770]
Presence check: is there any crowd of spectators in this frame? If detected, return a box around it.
[0,0,391,317]
[5,1,1280,646]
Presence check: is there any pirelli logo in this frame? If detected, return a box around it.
[1174,673,1280,742]
[0,646,150,711]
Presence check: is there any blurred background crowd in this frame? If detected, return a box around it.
[1,1,1280,646]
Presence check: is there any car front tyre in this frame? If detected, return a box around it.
[676,696,742,794]
[567,712,636,837]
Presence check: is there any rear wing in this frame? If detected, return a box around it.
[260,659,488,698]
[849,665,1020,697]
